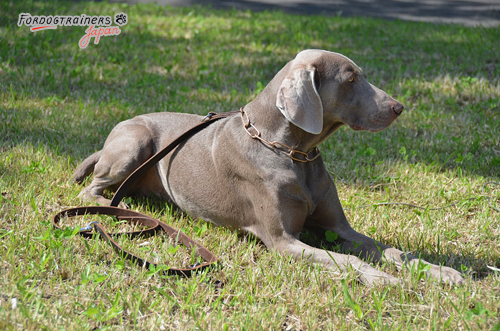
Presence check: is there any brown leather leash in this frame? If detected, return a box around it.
[53,111,239,276]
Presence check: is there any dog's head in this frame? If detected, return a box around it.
[276,49,403,134]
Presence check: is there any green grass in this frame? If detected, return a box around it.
[1,0,499,329]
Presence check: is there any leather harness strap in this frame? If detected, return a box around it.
[110,111,239,207]
[53,111,239,276]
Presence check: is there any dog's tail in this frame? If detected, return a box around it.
[71,150,102,184]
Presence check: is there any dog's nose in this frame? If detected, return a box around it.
[392,102,404,115]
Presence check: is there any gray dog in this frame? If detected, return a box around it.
[73,49,464,285]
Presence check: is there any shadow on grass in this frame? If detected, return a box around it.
[1,0,499,182]
[124,0,500,27]
[301,227,497,280]
[111,194,497,282]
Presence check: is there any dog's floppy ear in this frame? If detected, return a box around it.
[276,66,323,134]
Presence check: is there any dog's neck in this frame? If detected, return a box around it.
[243,68,344,153]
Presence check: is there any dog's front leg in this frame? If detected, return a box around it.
[246,192,400,286]
[306,183,465,285]
[271,235,401,286]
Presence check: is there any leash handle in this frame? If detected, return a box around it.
[53,206,217,276]
[54,111,239,276]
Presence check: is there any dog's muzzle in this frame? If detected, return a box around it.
[392,102,404,115]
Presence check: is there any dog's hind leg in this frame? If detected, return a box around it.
[72,151,102,184]
[77,119,154,207]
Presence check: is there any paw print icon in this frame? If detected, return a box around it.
[114,13,127,26]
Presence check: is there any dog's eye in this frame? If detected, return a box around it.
[347,76,356,83]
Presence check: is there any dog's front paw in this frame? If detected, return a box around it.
[357,264,401,287]
[409,260,465,285]
[428,265,465,285]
